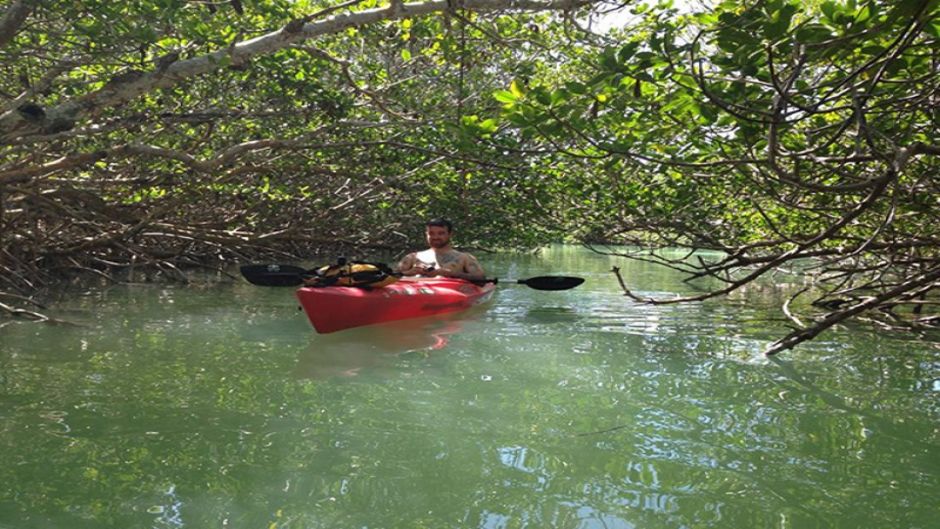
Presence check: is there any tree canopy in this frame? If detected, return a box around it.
[1,0,938,353]
[487,0,940,353]
[0,0,591,289]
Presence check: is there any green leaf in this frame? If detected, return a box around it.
[698,103,718,124]
[565,81,587,95]
[765,3,798,39]
[550,88,570,105]
[401,49,411,61]
[820,1,840,22]
[926,17,940,38]
[854,4,872,24]
[600,48,620,72]
[617,42,640,63]
[510,79,526,98]
[532,87,551,106]
[795,23,833,44]
[493,90,517,104]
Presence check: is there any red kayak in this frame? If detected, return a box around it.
[296,277,496,333]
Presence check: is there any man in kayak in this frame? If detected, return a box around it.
[397,219,485,281]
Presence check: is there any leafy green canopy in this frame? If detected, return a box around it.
[3,0,938,352]
[485,0,940,352]
[0,0,592,304]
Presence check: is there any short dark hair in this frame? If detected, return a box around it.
[426,218,453,232]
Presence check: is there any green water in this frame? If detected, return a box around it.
[1,246,938,529]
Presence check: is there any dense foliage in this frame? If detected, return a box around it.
[490,0,940,352]
[1,0,938,352]
[0,0,585,302]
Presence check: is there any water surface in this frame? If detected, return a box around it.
[1,246,938,528]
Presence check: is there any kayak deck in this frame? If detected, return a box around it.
[296,277,496,333]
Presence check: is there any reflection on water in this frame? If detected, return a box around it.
[0,246,938,529]
[523,306,581,325]
[293,314,473,379]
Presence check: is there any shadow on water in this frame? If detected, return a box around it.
[522,306,582,325]
[292,305,489,379]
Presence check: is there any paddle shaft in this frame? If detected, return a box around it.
[240,264,584,290]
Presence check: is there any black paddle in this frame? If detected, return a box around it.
[239,264,310,286]
[503,276,585,290]
[239,264,584,291]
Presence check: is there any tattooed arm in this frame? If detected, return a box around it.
[432,252,485,281]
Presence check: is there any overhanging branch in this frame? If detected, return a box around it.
[0,0,594,143]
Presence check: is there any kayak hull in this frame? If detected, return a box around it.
[296,278,496,333]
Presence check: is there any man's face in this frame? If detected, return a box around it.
[426,225,451,249]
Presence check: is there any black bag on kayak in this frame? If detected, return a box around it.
[303,258,398,288]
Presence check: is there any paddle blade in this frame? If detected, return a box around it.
[240,264,308,286]
[517,276,585,291]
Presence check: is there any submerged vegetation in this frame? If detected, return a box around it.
[1,0,938,353]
